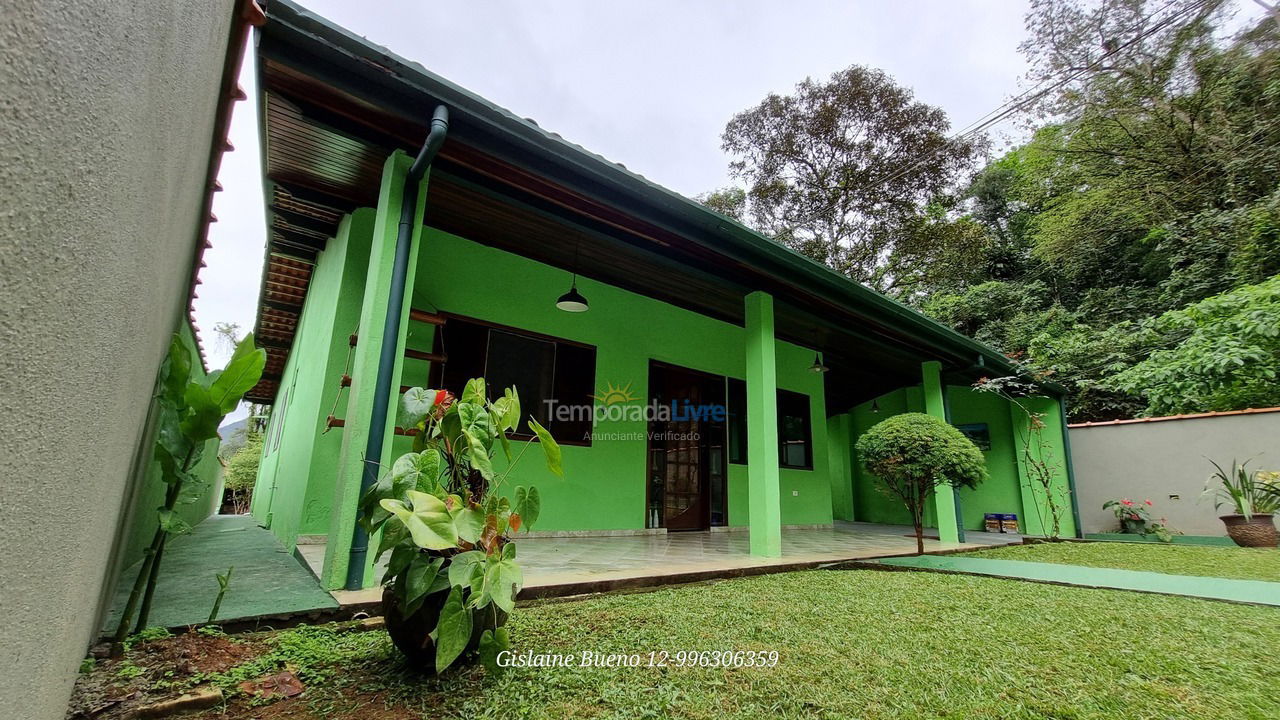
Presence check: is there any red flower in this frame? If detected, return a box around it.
[1121,499,1133,506]
[1144,499,1153,506]
[430,389,455,420]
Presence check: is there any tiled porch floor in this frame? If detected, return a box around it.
[312,522,1021,605]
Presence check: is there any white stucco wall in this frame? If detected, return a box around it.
[0,2,236,717]
[1070,411,1280,536]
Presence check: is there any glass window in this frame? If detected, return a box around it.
[778,390,812,469]
[725,381,813,470]
[430,316,596,445]
[727,378,747,464]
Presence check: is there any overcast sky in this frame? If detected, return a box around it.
[197,0,1263,423]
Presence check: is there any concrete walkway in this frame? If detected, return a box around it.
[102,515,337,634]
[323,522,1021,605]
[874,555,1280,606]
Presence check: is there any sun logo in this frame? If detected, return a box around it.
[592,380,638,405]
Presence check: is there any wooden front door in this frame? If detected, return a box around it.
[647,362,727,531]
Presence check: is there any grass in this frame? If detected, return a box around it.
[966,542,1280,582]
[186,569,1280,720]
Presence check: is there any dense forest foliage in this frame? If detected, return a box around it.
[703,0,1280,420]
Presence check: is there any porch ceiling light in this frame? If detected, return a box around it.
[557,243,589,312]
[809,352,829,373]
[556,282,589,312]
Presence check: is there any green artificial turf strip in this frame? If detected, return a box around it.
[965,542,1280,582]
[204,569,1280,720]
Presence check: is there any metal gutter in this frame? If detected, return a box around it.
[1058,400,1084,539]
[344,105,450,591]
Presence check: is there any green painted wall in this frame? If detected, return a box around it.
[254,211,835,571]
[251,209,377,548]
[119,322,223,568]
[947,386,1024,530]
[841,383,1049,533]
[827,414,855,522]
[1010,395,1078,538]
[412,227,832,531]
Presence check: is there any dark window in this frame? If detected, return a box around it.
[727,378,747,464]
[725,380,813,470]
[431,316,596,444]
[486,330,556,429]
[778,390,812,469]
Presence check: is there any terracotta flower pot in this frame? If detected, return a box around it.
[1219,514,1278,548]
[382,584,507,673]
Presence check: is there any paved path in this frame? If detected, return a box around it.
[875,555,1280,606]
[102,515,336,633]
[325,522,1022,605]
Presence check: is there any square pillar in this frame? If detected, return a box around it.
[745,291,782,557]
[1009,395,1078,539]
[322,150,429,589]
[921,361,962,544]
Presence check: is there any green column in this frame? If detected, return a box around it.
[826,414,856,521]
[322,150,429,589]
[745,291,781,557]
[1009,395,1077,539]
[922,361,961,544]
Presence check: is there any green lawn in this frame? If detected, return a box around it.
[187,569,1280,720]
[966,541,1280,582]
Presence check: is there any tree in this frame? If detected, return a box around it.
[695,186,747,222]
[223,433,263,514]
[1107,274,1280,414]
[720,65,983,286]
[855,413,988,553]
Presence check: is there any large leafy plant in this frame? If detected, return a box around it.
[358,378,561,673]
[112,333,265,646]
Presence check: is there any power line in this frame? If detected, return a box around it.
[873,0,1213,195]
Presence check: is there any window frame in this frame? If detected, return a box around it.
[776,388,813,470]
[429,313,597,447]
[725,379,814,471]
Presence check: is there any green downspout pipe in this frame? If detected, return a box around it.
[345,105,450,590]
[1058,397,1084,539]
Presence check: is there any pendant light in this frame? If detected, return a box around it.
[556,243,589,312]
[809,351,829,373]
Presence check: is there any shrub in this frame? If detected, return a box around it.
[856,413,987,553]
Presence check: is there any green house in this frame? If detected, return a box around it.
[247,0,1079,591]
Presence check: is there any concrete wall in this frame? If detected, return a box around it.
[0,2,235,717]
[1070,411,1280,535]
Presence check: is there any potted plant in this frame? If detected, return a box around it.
[1102,498,1176,542]
[357,378,562,674]
[1203,459,1279,548]
[855,412,987,554]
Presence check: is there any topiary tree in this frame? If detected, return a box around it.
[855,412,987,554]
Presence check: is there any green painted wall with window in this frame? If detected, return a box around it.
[413,226,832,531]
[252,216,834,550]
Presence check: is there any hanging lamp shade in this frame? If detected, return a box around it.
[556,280,589,312]
[809,352,829,373]
[557,243,590,312]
